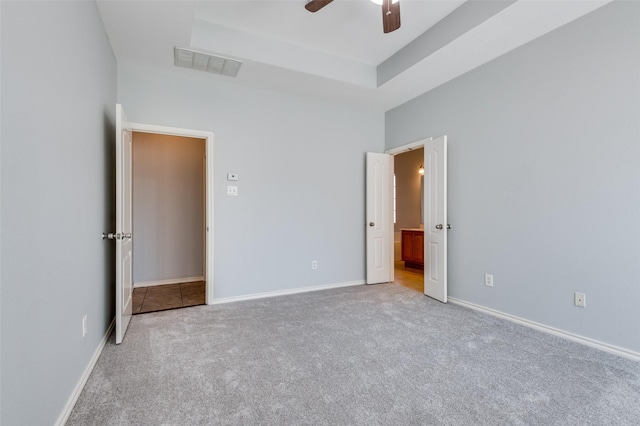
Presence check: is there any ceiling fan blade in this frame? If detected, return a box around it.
[382,0,401,33]
[305,0,334,13]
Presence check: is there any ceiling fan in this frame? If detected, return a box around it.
[305,0,401,34]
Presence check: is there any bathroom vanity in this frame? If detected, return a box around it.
[401,229,424,269]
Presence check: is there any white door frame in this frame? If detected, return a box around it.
[384,137,433,293]
[130,122,215,305]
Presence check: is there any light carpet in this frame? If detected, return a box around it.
[67,283,640,425]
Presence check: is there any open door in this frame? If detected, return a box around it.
[424,136,448,302]
[115,104,133,344]
[366,152,393,284]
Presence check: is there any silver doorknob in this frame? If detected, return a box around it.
[435,224,443,230]
[447,224,451,230]
[369,222,375,227]
[102,232,131,240]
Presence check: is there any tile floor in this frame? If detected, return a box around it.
[132,281,205,314]
[393,261,424,293]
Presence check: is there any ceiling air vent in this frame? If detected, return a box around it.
[174,47,242,77]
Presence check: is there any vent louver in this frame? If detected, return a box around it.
[174,47,242,77]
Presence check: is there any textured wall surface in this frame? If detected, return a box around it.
[119,62,384,299]
[1,2,117,424]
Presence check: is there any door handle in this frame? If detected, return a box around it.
[447,224,451,230]
[369,222,375,227]
[435,224,443,230]
[102,232,131,240]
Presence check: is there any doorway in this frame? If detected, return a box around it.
[392,147,425,294]
[130,131,206,314]
[127,123,214,311]
[113,105,215,342]
[366,136,448,302]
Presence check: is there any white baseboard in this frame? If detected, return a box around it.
[213,280,365,305]
[448,297,640,363]
[55,318,115,426]
[134,276,204,288]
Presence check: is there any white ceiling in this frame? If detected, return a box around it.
[193,0,465,65]
[97,0,612,111]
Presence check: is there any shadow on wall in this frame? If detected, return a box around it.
[102,108,116,319]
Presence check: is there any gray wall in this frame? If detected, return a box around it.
[377,0,515,86]
[0,2,117,424]
[386,2,640,353]
[118,63,384,299]
[133,133,205,284]
[394,148,424,233]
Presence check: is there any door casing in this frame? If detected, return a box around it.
[130,122,215,305]
[385,137,444,299]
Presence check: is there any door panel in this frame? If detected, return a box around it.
[115,104,133,344]
[366,152,393,284]
[424,136,448,302]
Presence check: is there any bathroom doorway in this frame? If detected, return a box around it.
[393,147,425,293]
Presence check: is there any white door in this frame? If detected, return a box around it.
[424,136,448,302]
[366,152,393,284]
[115,104,133,344]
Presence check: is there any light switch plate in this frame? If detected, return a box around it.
[227,173,238,181]
[227,185,238,196]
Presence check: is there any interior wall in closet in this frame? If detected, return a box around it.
[132,132,205,286]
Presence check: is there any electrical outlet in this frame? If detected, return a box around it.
[574,292,586,308]
[227,185,238,196]
[82,315,88,337]
[311,260,318,270]
[484,274,494,287]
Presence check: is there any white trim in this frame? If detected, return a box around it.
[133,276,204,288]
[55,319,115,426]
[448,297,640,363]
[129,122,215,306]
[385,137,431,156]
[213,281,365,305]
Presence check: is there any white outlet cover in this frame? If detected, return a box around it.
[484,274,494,287]
[227,185,238,196]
